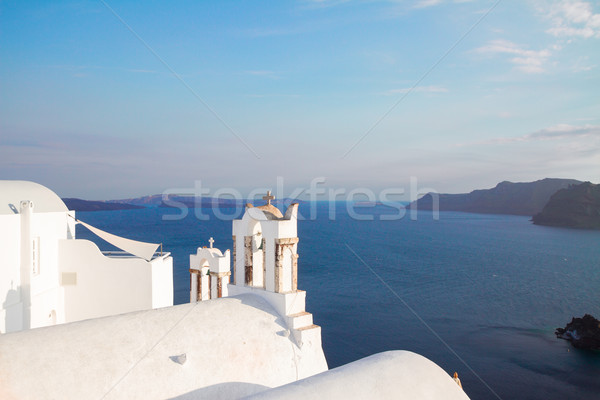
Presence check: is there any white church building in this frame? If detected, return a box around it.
[0,180,173,333]
[0,183,470,400]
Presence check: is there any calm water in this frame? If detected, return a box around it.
[76,203,600,400]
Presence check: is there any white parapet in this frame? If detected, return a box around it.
[228,284,306,317]
[151,254,174,309]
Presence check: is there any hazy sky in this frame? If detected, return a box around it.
[1,0,599,199]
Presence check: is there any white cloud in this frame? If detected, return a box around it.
[461,123,600,146]
[528,123,600,139]
[571,55,596,72]
[474,39,551,73]
[476,2,599,74]
[542,0,600,38]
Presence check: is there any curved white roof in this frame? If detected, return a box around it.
[0,180,68,215]
[248,350,471,400]
[0,294,328,400]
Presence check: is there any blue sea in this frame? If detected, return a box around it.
[76,203,600,400]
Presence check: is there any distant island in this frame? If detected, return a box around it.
[109,194,301,209]
[66,179,599,229]
[532,182,600,229]
[108,194,168,206]
[65,194,302,212]
[158,196,244,209]
[62,198,144,212]
[408,178,581,216]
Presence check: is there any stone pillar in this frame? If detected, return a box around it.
[232,235,237,285]
[211,271,231,298]
[262,238,266,289]
[217,275,222,298]
[274,243,283,293]
[244,236,253,286]
[292,253,299,292]
[198,272,203,300]
[189,268,204,302]
[189,269,197,302]
[274,237,299,294]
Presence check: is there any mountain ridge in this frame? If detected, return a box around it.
[408,178,583,216]
[62,198,145,212]
[64,195,302,211]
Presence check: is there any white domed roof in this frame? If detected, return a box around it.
[0,294,328,400]
[0,180,68,215]
[247,350,471,400]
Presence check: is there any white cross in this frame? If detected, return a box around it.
[208,237,214,248]
[262,190,275,205]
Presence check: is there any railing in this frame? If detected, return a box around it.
[101,250,171,260]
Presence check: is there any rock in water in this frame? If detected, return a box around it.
[555,314,600,350]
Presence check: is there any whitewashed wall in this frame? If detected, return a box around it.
[1,181,172,333]
[58,239,173,323]
[152,255,174,308]
[0,214,21,333]
[1,211,70,333]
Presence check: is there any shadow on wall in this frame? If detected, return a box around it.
[2,282,21,333]
[169,382,270,400]
[235,294,288,330]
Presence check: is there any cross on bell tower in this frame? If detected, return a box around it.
[262,190,275,205]
[208,237,215,248]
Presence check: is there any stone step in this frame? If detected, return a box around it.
[296,324,319,331]
[292,324,322,349]
[286,311,313,330]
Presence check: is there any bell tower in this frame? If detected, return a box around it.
[231,191,299,294]
[189,238,231,301]
[228,192,321,350]
[189,191,323,352]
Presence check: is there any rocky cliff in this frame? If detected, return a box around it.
[532,182,600,229]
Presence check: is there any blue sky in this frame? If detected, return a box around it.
[1,0,599,199]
